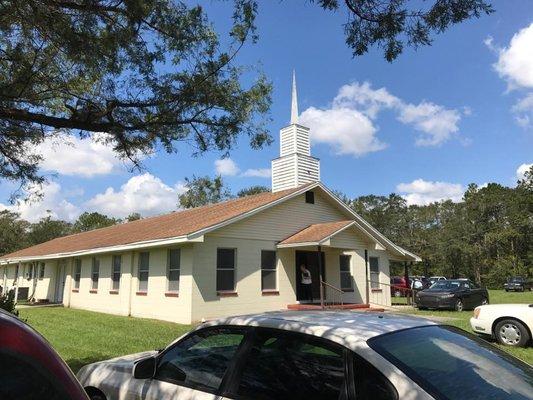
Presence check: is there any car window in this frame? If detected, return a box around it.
[155,327,245,393]
[368,326,533,400]
[353,354,398,400]
[430,281,460,290]
[234,329,346,400]
[0,351,71,400]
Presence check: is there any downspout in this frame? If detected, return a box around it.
[14,262,20,303]
[364,250,369,305]
[128,251,135,316]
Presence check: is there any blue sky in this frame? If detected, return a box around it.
[1,1,532,222]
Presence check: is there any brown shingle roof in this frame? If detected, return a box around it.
[279,220,354,245]
[1,184,313,260]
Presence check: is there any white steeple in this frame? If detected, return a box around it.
[290,70,298,124]
[271,72,320,192]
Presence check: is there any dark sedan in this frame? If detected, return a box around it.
[504,276,532,292]
[415,279,489,312]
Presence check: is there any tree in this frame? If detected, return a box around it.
[72,212,119,232]
[237,185,269,197]
[0,0,271,194]
[0,210,29,256]
[315,0,493,61]
[178,175,231,209]
[27,216,72,245]
[126,213,142,222]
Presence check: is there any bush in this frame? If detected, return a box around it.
[0,290,19,317]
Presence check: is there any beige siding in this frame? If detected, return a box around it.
[211,191,349,242]
[190,237,297,322]
[329,227,370,249]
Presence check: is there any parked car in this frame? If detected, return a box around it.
[428,276,446,286]
[390,276,409,297]
[471,304,533,347]
[504,277,533,292]
[415,279,489,311]
[77,311,533,400]
[0,309,89,400]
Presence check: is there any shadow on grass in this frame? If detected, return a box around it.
[67,356,113,374]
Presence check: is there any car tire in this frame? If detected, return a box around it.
[454,299,464,312]
[86,388,107,400]
[505,289,509,292]
[394,290,401,297]
[495,319,530,347]
[480,297,489,305]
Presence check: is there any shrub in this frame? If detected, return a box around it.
[0,290,19,317]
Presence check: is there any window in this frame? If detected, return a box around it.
[369,257,379,289]
[305,190,315,204]
[14,265,19,281]
[235,330,346,400]
[138,252,150,292]
[112,255,121,291]
[73,259,81,289]
[38,262,45,280]
[261,250,277,291]
[91,257,100,290]
[369,326,533,400]
[339,255,352,290]
[26,264,33,280]
[216,248,235,292]
[155,327,245,393]
[354,355,398,400]
[167,249,180,292]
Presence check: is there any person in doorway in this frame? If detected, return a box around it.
[300,264,313,302]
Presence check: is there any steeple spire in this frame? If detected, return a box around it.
[290,70,298,124]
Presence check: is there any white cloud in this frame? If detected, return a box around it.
[396,179,465,206]
[516,163,532,180]
[299,81,464,155]
[492,23,533,90]
[397,102,461,146]
[35,133,132,177]
[85,173,187,218]
[300,106,387,156]
[242,168,271,178]
[214,158,240,176]
[0,181,80,222]
[511,93,533,128]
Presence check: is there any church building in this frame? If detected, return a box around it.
[0,74,419,324]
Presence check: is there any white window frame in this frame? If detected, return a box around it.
[138,252,150,293]
[369,256,380,289]
[91,257,100,290]
[74,259,81,289]
[216,248,236,292]
[167,248,181,293]
[111,255,121,291]
[339,255,352,290]
[260,250,277,291]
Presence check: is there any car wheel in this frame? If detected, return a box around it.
[394,290,401,297]
[454,299,464,312]
[495,319,530,347]
[505,289,509,292]
[481,297,488,305]
[85,388,107,400]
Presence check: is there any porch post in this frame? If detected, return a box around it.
[317,245,324,309]
[364,249,369,304]
[404,261,410,304]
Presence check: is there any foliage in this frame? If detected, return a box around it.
[314,0,494,61]
[126,213,142,222]
[72,212,120,233]
[0,210,29,255]
[340,167,532,288]
[0,290,19,316]
[27,216,72,245]
[0,0,271,195]
[178,175,232,208]
[237,185,270,197]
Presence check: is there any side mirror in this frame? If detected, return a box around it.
[133,356,156,379]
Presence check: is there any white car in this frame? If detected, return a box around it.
[77,311,533,400]
[470,303,533,347]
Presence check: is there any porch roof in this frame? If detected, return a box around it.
[277,220,355,248]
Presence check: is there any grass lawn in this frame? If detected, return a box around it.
[394,289,533,364]
[19,307,193,372]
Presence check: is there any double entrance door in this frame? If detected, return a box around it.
[295,251,325,302]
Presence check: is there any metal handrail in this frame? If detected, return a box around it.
[320,280,344,309]
[367,279,416,306]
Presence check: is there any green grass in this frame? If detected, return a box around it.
[395,289,533,364]
[19,307,193,372]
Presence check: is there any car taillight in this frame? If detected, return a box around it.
[473,307,481,319]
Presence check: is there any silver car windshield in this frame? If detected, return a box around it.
[368,326,533,400]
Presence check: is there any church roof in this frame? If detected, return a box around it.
[0,184,316,262]
[278,220,355,247]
